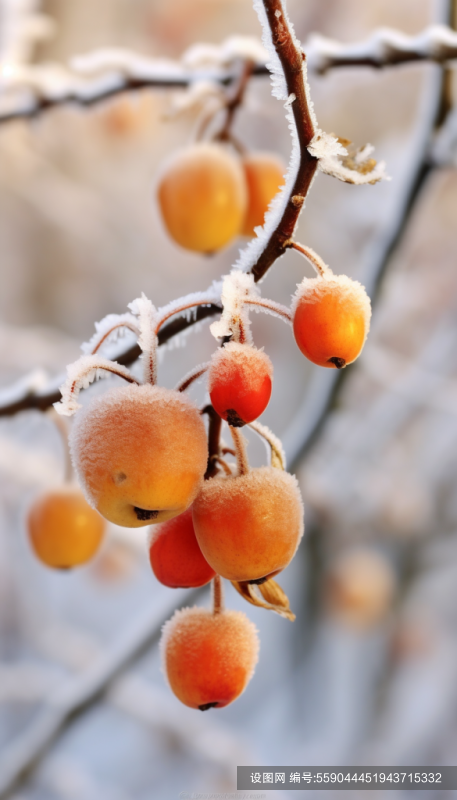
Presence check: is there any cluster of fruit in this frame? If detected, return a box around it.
[26,246,371,709]
[157,142,285,253]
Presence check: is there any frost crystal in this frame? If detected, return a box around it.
[81,312,139,355]
[308,131,389,185]
[128,293,158,384]
[54,355,135,417]
[210,271,259,343]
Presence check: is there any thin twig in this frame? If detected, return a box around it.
[286,241,328,277]
[201,405,223,480]
[212,575,224,614]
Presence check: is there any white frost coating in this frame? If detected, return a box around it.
[234,0,317,276]
[81,312,140,355]
[54,355,136,417]
[308,131,389,185]
[72,49,187,82]
[291,271,372,341]
[175,362,209,392]
[210,271,258,343]
[182,36,268,69]
[156,282,222,331]
[128,293,158,384]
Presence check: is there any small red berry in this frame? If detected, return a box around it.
[208,342,273,427]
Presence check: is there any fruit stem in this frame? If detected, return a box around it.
[229,426,249,476]
[248,420,286,470]
[90,320,140,355]
[210,454,234,476]
[155,294,221,335]
[212,574,224,614]
[244,297,292,323]
[176,364,209,393]
[287,241,329,277]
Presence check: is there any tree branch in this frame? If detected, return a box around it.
[3,25,457,124]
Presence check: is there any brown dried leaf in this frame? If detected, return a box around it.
[231,578,295,621]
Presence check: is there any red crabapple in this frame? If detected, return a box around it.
[241,151,285,236]
[157,143,247,253]
[161,606,259,709]
[208,342,273,427]
[148,507,216,588]
[192,466,304,583]
[70,384,208,528]
[27,486,105,569]
[292,273,371,369]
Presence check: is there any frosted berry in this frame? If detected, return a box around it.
[161,607,259,709]
[157,143,247,253]
[292,273,371,369]
[192,467,304,583]
[70,384,208,528]
[241,151,285,236]
[208,342,273,427]
[27,486,105,569]
[149,507,216,588]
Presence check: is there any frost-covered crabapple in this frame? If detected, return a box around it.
[27,486,105,569]
[70,384,208,528]
[148,507,216,588]
[161,607,259,709]
[292,273,371,369]
[208,342,272,427]
[157,143,247,253]
[241,151,285,236]
[192,467,304,583]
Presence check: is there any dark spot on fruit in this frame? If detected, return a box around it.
[221,335,233,346]
[134,507,159,521]
[198,702,219,711]
[249,576,268,585]
[328,357,346,369]
[226,409,246,428]
[113,471,127,485]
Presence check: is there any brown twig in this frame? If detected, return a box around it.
[201,405,223,479]
[250,0,318,282]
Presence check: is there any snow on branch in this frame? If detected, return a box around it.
[2,25,457,124]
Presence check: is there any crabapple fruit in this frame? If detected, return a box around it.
[27,486,105,569]
[157,143,247,253]
[70,384,208,528]
[161,607,259,709]
[241,151,285,236]
[192,466,304,582]
[325,548,395,629]
[148,507,216,588]
[208,342,273,427]
[292,273,371,369]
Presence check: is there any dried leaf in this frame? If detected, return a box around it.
[231,578,295,621]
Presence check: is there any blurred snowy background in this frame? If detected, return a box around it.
[1,0,457,797]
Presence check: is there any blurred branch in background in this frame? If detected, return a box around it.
[2,25,457,123]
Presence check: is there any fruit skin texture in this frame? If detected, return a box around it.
[157,143,247,253]
[70,384,208,528]
[161,607,259,709]
[208,342,273,426]
[192,467,304,582]
[241,152,285,236]
[27,486,105,569]
[292,273,371,369]
[149,508,216,588]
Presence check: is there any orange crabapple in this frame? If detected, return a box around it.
[157,142,247,253]
[27,485,105,569]
[241,151,285,236]
[192,466,304,583]
[325,548,396,629]
[208,341,273,427]
[161,606,259,710]
[292,272,371,369]
[70,384,208,528]
[148,507,216,588]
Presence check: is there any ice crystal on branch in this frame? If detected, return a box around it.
[308,131,389,185]
[54,355,137,417]
[210,271,258,344]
